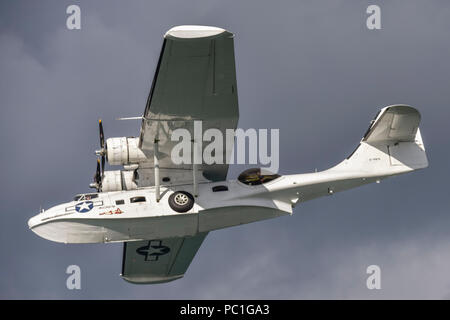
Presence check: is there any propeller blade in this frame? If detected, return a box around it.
[99,119,106,174]
[95,158,101,186]
[101,155,105,176]
[99,119,105,149]
[90,159,102,191]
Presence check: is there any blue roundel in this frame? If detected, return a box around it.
[75,201,94,213]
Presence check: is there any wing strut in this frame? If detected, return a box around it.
[193,163,198,198]
[193,139,200,197]
[154,140,160,202]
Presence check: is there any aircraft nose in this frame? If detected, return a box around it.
[27,212,62,242]
[28,214,41,229]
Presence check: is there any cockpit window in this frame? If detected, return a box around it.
[238,168,281,186]
[73,193,99,201]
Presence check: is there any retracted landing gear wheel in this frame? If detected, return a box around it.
[168,191,195,213]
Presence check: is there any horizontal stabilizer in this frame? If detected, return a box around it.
[362,105,420,144]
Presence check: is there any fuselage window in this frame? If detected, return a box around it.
[115,200,125,205]
[238,168,281,186]
[212,185,228,192]
[130,196,146,203]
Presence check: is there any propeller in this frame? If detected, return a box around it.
[91,119,106,192]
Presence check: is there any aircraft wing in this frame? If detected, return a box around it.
[121,232,208,284]
[137,26,239,185]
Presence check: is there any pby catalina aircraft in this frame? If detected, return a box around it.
[28,25,428,284]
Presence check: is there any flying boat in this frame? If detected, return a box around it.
[28,26,428,284]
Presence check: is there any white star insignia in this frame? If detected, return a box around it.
[76,202,92,212]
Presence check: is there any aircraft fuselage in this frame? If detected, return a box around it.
[28,176,295,244]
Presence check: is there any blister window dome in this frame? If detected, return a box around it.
[237,168,280,186]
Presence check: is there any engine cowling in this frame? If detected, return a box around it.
[101,170,138,192]
[106,137,147,166]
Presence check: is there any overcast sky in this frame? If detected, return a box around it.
[1,0,450,299]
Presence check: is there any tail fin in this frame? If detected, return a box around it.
[332,105,428,177]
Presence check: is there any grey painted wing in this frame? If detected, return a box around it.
[138,26,239,184]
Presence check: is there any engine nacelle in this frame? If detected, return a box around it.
[102,170,138,192]
[106,137,147,166]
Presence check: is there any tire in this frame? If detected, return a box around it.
[168,191,195,213]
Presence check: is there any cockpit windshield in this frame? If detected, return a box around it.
[73,193,99,201]
[237,168,280,186]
